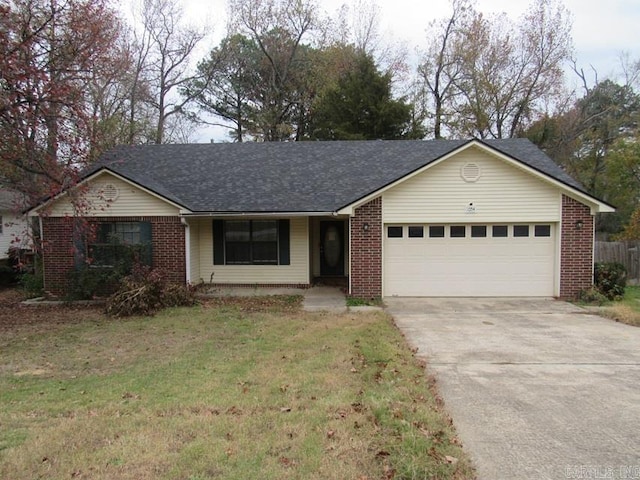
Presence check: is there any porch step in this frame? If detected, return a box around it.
[302,286,347,313]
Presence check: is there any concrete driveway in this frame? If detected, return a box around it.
[386,298,640,480]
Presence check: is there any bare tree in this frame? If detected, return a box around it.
[418,0,573,139]
[135,0,206,144]
[418,0,471,138]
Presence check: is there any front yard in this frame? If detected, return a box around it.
[0,290,473,479]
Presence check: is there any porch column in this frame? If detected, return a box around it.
[349,197,382,298]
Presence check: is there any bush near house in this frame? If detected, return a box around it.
[105,265,196,317]
[594,262,627,300]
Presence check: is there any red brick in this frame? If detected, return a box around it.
[559,195,594,299]
[42,216,186,297]
[350,197,382,298]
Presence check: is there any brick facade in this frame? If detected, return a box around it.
[42,216,186,297]
[350,197,382,298]
[560,195,594,299]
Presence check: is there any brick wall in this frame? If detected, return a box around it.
[350,197,382,298]
[41,217,75,297]
[42,216,186,297]
[560,195,594,299]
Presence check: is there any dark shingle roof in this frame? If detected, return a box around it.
[91,139,588,213]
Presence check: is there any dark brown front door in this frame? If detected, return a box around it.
[320,221,345,276]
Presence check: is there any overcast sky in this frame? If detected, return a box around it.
[172,0,640,141]
[181,0,639,76]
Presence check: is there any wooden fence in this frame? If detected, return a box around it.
[594,241,640,284]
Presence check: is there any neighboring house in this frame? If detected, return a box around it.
[28,139,614,299]
[0,189,31,260]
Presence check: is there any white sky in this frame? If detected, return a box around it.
[180,0,640,77]
[169,0,640,140]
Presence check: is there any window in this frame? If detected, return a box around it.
[90,221,152,267]
[492,225,508,237]
[225,220,278,265]
[408,226,424,238]
[513,225,530,237]
[535,225,551,237]
[471,225,487,237]
[387,226,403,238]
[429,226,445,238]
[450,225,466,238]
[213,219,290,266]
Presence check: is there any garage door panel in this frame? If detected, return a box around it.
[384,224,555,297]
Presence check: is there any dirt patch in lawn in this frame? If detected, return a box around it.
[0,287,104,332]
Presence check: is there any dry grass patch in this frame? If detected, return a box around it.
[0,298,473,479]
[597,286,640,327]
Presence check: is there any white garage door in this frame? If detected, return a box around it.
[384,224,556,297]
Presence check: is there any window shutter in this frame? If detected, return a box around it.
[278,219,290,265]
[73,218,86,269]
[213,220,224,265]
[139,221,153,266]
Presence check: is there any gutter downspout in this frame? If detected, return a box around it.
[38,215,45,291]
[181,217,191,284]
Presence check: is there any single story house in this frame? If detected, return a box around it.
[29,139,614,299]
[0,189,31,260]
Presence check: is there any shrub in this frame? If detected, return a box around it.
[66,267,123,300]
[106,265,196,317]
[579,286,609,305]
[0,262,16,286]
[594,262,627,300]
[19,271,44,297]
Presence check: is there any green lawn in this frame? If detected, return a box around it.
[0,296,473,479]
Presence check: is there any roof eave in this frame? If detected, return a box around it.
[180,211,340,218]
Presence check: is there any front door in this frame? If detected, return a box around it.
[320,221,345,276]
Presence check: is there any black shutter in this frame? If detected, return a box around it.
[278,219,290,265]
[139,221,153,266]
[213,220,224,265]
[73,218,86,269]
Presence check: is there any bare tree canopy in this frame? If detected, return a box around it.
[418,0,573,139]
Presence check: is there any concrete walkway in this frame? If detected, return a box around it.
[199,285,347,313]
[386,297,640,480]
[301,286,347,313]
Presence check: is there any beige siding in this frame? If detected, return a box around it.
[194,217,310,284]
[383,147,561,223]
[0,211,30,259]
[48,174,180,217]
[188,219,201,283]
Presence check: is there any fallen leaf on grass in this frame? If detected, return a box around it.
[280,407,291,412]
[279,456,296,468]
[445,455,459,465]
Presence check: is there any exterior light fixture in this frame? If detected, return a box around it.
[362,223,370,232]
[575,220,584,230]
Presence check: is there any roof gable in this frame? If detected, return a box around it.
[338,140,614,214]
[30,170,187,215]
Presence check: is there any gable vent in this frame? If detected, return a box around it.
[461,163,481,182]
[100,183,120,203]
